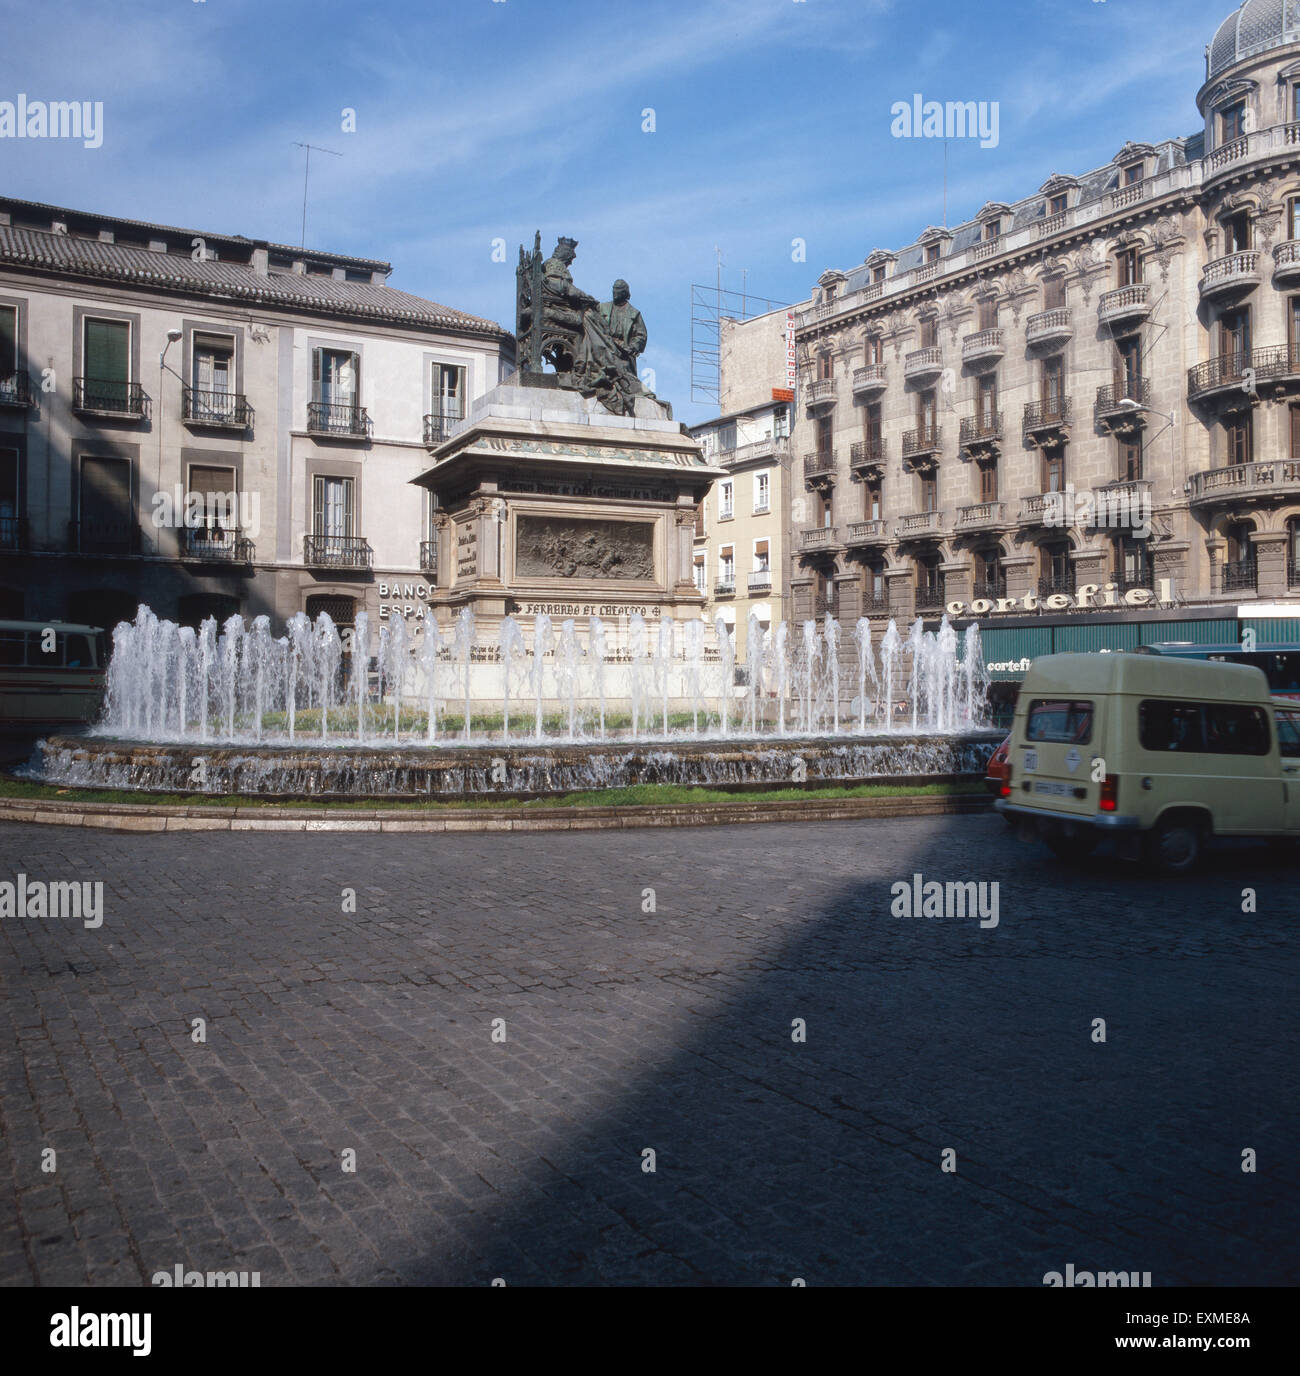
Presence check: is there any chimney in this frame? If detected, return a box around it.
[251,243,269,276]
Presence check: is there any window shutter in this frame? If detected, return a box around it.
[85,319,129,382]
[0,307,15,377]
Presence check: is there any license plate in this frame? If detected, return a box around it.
[1034,780,1074,797]
[1022,748,1038,773]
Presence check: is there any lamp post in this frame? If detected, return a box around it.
[155,329,183,552]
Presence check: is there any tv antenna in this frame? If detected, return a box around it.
[292,141,343,248]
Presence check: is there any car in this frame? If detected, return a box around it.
[984,733,1011,794]
[996,652,1300,873]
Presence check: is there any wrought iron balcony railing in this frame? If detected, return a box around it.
[423,411,464,446]
[420,541,438,575]
[73,378,151,418]
[972,579,1007,601]
[914,583,946,611]
[1220,558,1258,593]
[1038,574,1077,597]
[1095,376,1150,419]
[0,370,33,407]
[307,400,371,437]
[959,412,1002,448]
[803,450,836,478]
[850,438,886,471]
[1023,396,1072,432]
[714,579,737,597]
[303,533,373,568]
[901,426,942,458]
[1187,344,1300,399]
[182,386,252,428]
[178,525,254,561]
[860,592,891,613]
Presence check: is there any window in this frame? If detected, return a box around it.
[978,298,998,331]
[1027,699,1094,744]
[1290,196,1300,243]
[313,347,359,410]
[1226,521,1252,567]
[1220,102,1247,143]
[1117,335,1142,394]
[717,421,737,453]
[818,353,833,381]
[305,593,356,630]
[0,449,17,549]
[1042,355,1064,413]
[1291,297,1300,356]
[925,243,941,264]
[984,219,1001,241]
[918,388,936,434]
[864,562,887,605]
[191,334,236,421]
[1120,437,1143,483]
[864,479,881,521]
[1116,246,1141,286]
[920,472,938,512]
[1044,276,1066,310]
[819,489,834,527]
[719,545,735,590]
[187,464,237,535]
[976,374,998,425]
[816,415,832,455]
[919,317,938,348]
[1115,536,1152,588]
[1220,306,1251,361]
[865,402,882,451]
[1139,699,1269,756]
[1122,163,1143,186]
[916,554,943,604]
[975,549,1003,594]
[1042,541,1072,591]
[1277,710,1300,758]
[1291,405,1300,460]
[865,337,882,365]
[1224,212,1251,254]
[78,455,133,553]
[753,538,770,573]
[431,362,465,430]
[979,460,998,502]
[0,305,15,383]
[871,265,887,284]
[753,471,770,513]
[693,553,706,594]
[719,479,734,520]
[312,474,354,540]
[772,405,790,438]
[1043,447,1066,493]
[83,317,131,409]
[1049,193,1069,216]
[1226,413,1252,467]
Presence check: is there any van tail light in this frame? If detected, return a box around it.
[1099,775,1119,813]
[1000,764,1012,799]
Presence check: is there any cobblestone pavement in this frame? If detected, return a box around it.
[1,814,1296,1287]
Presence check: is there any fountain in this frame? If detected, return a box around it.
[26,602,1000,801]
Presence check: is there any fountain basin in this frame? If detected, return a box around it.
[27,732,1003,802]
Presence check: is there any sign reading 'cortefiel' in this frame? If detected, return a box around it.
[947,579,1175,617]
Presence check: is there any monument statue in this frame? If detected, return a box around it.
[517,233,668,417]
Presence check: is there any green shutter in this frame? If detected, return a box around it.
[0,307,15,377]
[84,319,129,409]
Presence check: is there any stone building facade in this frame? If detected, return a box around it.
[0,194,513,635]
[790,0,1300,631]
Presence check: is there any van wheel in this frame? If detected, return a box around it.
[1146,818,1202,874]
[1045,832,1098,862]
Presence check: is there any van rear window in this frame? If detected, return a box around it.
[1026,699,1093,744]
[1139,700,1271,756]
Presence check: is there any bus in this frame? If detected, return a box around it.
[0,621,108,723]
[1133,641,1300,701]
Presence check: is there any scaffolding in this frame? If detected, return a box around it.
[690,277,788,406]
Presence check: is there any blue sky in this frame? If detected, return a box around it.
[2,0,1238,424]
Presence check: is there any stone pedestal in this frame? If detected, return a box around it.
[413,382,724,646]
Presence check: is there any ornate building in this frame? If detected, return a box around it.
[791,0,1300,640]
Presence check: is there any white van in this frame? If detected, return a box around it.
[996,652,1300,873]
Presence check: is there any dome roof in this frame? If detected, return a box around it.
[1209,1,1300,80]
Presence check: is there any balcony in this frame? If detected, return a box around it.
[748,569,773,592]
[1022,396,1072,446]
[1036,212,1069,239]
[803,450,836,481]
[307,400,371,438]
[851,363,888,397]
[178,526,254,562]
[1019,493,1054,527]
[718,436,792,468]
[901,425,942,463]
[845,519,888,548]
[714,578,737,598]
[182,386,252,430]
[1290,553,1300,588]
[1097,283,1152,328]
[903,347,943,383]
[958,412,1002,456]
[1025,308,1072,348]
[849,438,886,477]
[814,592,839,618]
[1039,574,1078,598]
[1187,344,1300,402]
[860,592,891,614]
[1088,478,1152,529]
[1095,377,1151,427]
[799,526,841,553]
[72,378,151,419]
[961,328,1005,369]
[805,378,836,411]
[1272,239,1300,284]
[895,510,944,540]
[423,411,465,447]
[420,540,438,576]
[1109,182,1148,211]
[0,369,33,408]
[955,501,1008,533]
[1199,251,1261,302]
[303,534,373,569]
[973,579,1007,601]
[0,515,28,550]
[1219,558,1258,593]
[68,519,140,555]
[914,583,946,612]
[1187,459,1300,508]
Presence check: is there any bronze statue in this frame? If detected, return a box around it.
[517,234,667,417]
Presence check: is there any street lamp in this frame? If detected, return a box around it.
[1117,397,1176,426]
